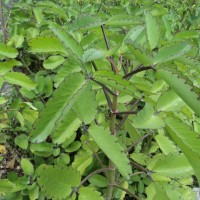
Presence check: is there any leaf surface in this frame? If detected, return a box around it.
[89,125,132,179]
[30,72,86,143]
[166,117,200,183]
[4,72,36,90]
[145,12,159,49]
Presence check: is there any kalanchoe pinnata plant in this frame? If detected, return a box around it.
[0,0,200,199]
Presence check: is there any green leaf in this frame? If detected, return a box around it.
[52,110,81,144]
[21,158,34,176]
[0,97,7,105]
[0,179,15,195]
[127,44,152,66]
[0,60,22,76]
[89,125,132,179]
[153,43,192,64]
[15,134,28,149]
[93,70,141,97]
[174,30,199,39]
[69,15,104,31]
[155,133,177,155]
[30,72,86,143]
[156,90,184,112]
[72,82,97,124]
[30,142,53,157]
[36,1,68,20]
[166,117,200,184]
[28,36,67,54]
[132,103,164,129]
[88,174,108,188]
[148,153,193,178]
[82,48,107,63]
[145,11,160,49]
[37,165,81,200]
[106,14,138,26]
[72,150,93,175]
[0,43,18,58]
[43,55,65,70]
[156,68,200,117]
[78,187,104,200]
[49,23,83,60]
[4,72,36,90]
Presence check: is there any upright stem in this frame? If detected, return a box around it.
[0,0,6,44]
[101,23,118,200]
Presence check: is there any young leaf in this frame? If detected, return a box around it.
[72,150,93,175]
[37,165,81,200]
[88,174,108,188]
[145,11,160,49]
[156,68,200,117]
[132,103,164,129]
[89,125,132,179]
[43,55,65,70]
[153,43,192,64]
[79,187,104,200]
[30,72,86,143]
[4,72,36,90]
[166,117,200,184]
[14,134,28,150]
[21,158,34,176]
[0,43,18,58]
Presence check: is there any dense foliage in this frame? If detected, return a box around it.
[1,0,200,199]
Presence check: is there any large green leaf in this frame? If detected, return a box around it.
[153,43,192,64]
[30,72,87,143]
[52,110,81,144]
[69,15,104,31]
[156,90,184,112]
[148,153,193,178]
[0,43,18,58]
[4,72,36,90]
[145,11,160,49]
[156,68,200,117]
[132,103,164,129]
[165,117,200,183]
[37,165,80,200]
[28,36,67,54]
[89,125,132,179]
[93,70,141,97]
[82,48,107,63]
